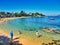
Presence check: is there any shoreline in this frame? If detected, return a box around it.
[0,17,29,23]
[0,16,44,24]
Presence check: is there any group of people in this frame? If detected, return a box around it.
[10,30,41,41]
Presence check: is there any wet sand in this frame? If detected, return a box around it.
[0,17,20,23]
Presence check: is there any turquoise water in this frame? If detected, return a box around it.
[0,16,60,32]
[0,16,60,39]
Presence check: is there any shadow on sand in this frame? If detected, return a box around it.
[0,36,22,45]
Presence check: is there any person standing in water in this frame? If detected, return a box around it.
[36,31,39,37]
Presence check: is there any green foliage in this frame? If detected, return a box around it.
[0,12,5,15]
[0,12,5,17]
[0,11,45,17]
[14,13,19,17]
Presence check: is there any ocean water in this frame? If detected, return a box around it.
[0,16,60,39]
[0,16,60,36]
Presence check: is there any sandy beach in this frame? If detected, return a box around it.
[0,17,21,23]
[0,29,53,45]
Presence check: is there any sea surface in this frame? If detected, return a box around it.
[0,16,60,38]
[0,16,60,30]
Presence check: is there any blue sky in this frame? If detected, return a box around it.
[0,0,60,15]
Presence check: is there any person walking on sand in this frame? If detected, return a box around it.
[10,31,13,40]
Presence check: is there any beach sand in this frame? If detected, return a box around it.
[0,29,54,45]
[0,17,17,23]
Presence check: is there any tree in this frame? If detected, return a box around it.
[39,13,45,16]
[31,13,35,17]
[14,13,19,17]
[0,12,5,18]
[20,11,28,16]
[0,11,45,17]
[34,12,45,16]
[35,12,40,16]
[0,12,5,15]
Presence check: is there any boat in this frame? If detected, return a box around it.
[50,18,55,20]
